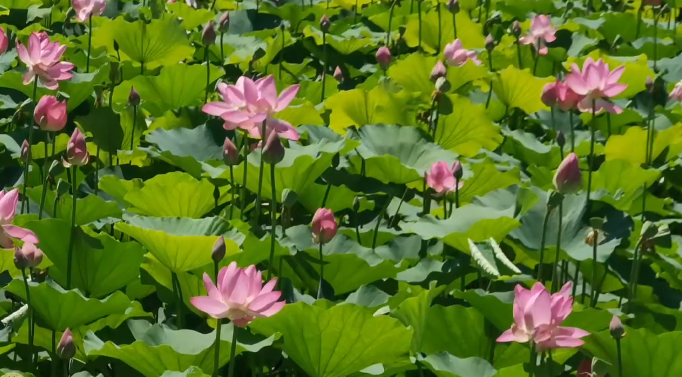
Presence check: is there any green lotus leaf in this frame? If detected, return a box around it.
[260,2,332,33]
[302,25,375,55]
[591,160,663,215]
[492,66,553,114]
[455,161,520,204]
[251,29,297,72]
[605,124,682,165]
[501,128,562,168]
[144,125,224,178]
[435,95,502,157]
[325,87,418,134]
[393,288,445,353]
[25,188,121,226]
[344,285,391,309]
[97,17,194,70]
[6,280,131,331]
[20,219,145,297]
[404,9,485,54]
[344,124,458,184]
[160,368,210,377]
[76,106,144,156]
[116,216,238,272]
[0,249,19,277]
[582,327,682,377]
[84,321,274,377]
[250,302,412,377]
[419,353,496,377]
[421,305,491,359]
[141,253,205,317]
[167,2,215,30]
[275,102,325,126]
[123,172,218,218]
[496,0,556,19]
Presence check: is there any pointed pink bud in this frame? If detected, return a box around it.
[57,328,76,360]
[218,12,230,33]
[312,208,337,244]
[452,160,463,180]
[556,131,565,148]
[202,21,216,45]
[212,236,226,263]
[20,140,29,162]
[320,15,331,33]
[485,34,495,51]
[553,152,581,194]
[333,66,343,82]
[262,131,285,165]
[512,20,521,37]
[223,137,239,166]
[13,242,43,270]
[376,47,392,69]
[609,315,626,339]
[66,128,89,167]
[0,27,8,54]
[430,61,447,82]
[34,95,67,132]
[128,86,140,107]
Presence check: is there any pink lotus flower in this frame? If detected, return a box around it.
[203,76,300,141]
[542,79,584,112]
[64,128,89,167]
[190,262,284,326]
[553,152,581,194]
[376,47,392,69]
[312,208,337,244]
[565,57,627,114]
[497,282,589,350]
[519,15,556,56]
[443,39,480,67]
[0,27,8,54]
[17,32,74,90]
[72,0,106,23]
[426,161,464,195]
[34,95,67,131]
[0,189,39,249]
[14,241,43,270]
[669,81,682,102]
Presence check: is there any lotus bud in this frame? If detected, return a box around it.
[282,189,298,208]
[218,12,230,33]
[262,131,285,165]
[128,86,140,107]
[57,328,76,360]
[223,137,239,166]
[65,128,89,167]
[20,140,29,162]
[320,15,331,33]
[312,208,338,244]
[556,131,565,148]
[333,66,343,82]
[553,152,581,194]
[541,81,559,107]
[202,21,216,46]
[512,20,521,37]
[430,60,447,82]
[13,242,43,270]
[212,236,226,263]
[448,0,459,13]
[609,315,626,339]
[645,76,654,93]
[352,196,360,212]
[376,46,392,69]
[113,40,119,52]
[485,34,495,51]
[35,95,67,132]
[452,160,463,181]
[0,28,9,55]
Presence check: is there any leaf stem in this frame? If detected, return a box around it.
[205,47,210,104]
[371,197,391,250]
[321,31,327,102]
[267,164,277,281]
[417,0,422,50]
[86,16,92,73]
[229,165,235,220]
[22,269,34,372]
[213,320,222,377]
[616,338,623,377]
[22,79,39,214]
[66,166,78,289]
[550,200,563,292]
[131,105,137,152]
[240,134,249,221]
[254,121,267,226]
[172,272,184,329]
[227,328,238,377]
[39,133,51,219]
[537,205,552,282]
[586,100,596,214]
[590,229,598,307]
[317,241,324,299]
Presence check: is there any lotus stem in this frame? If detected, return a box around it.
[21,269,34,372]
[592,262,608,305]
[38,133,51,219]
[229,165,235,220]
[66,166,78,289]
[616,338,623,377]
[267,164,277,281]
[354,0,358,23]
[213,320,222,377]
[437,2,442,52]
[95,144,100,195]
[317,241,324,299]
[205,48,210,104]
[528,343,536,377]
[486,54,494,108]
[453,11,457,39]
[515,37,523,69]
[321,31,327,102]
[417,0,422,50]
[572,261,580,296]
[279,26,285,80]
[240,134,249,221]
[551,201,563,292]
[643,93,654,220]
[586,100,596,213]
[390,187,408,227]
[131,105,137,152]
[590,231,598,307]
[220,33,224,65]
[355,209,361,245]
[172,272,184,329]
[227,328,238,377]
[629,240,642,303]
[22,80,39,214]
[635,4,642,40]
[254,121,267,225]
[371,198,390,250]
[455,182,460,209]
[86,16,93,73]
[569,111,575,152]
[387,0,396,46]
[51,329,57,377]
[532,49,540,75]
[537,205,552,282]
[484,0,490,21]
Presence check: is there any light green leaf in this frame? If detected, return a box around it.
[492,66,553,114]
[404,10,485,54]
[420,353,496,377]
[605,124,682,165]
[435,95,502,157]
[422,305,490,359]
[326,87,417,134]
[124,172,217,218]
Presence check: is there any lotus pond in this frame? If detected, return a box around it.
[0,0,681,376]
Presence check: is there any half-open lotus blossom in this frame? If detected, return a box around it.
[542,80,584,111]
[443,39,480,67]
[519,15,556,56]
[0,189,38,249]
[64,128,89,167]
[72,0,107,23]
[190,262,285,326]
[17,32,74,90]
[497,282,589,350]
[0,27,8,54]
[553,153,581,194]
[34,95,67,131]
[565,57,627,114]
[202,76,300,140]
[312,208,337,244]
[669,81,682,102]
[426,161,464,195]
[14,241,43,270]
